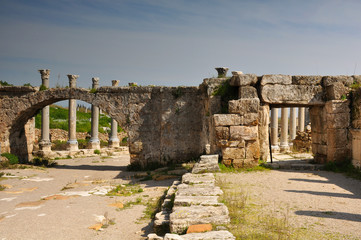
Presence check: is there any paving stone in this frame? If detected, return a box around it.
[181,173,215,185]
[176,184,223,196]
[170,205,230,234]
[173,195,221,207]
[182,230,236,240]
[192,155,220,174]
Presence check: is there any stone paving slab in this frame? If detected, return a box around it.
[176,184,223,196]
[181,173,215,185]
[173,195,221,207]
[170,205,230,233]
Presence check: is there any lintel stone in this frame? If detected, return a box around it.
[230,74,258,86]
[260,74,292,86]
[323,75,353,87]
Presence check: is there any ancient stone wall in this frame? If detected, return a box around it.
[0,86,206,167]
[1,72,361,168]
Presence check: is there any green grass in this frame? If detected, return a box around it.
[35,104,124,133]
[1,153,19,165]
[218,161,271,173]
[107,183,143,197]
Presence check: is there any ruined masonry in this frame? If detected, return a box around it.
[149,155,235,240]
[1,68,361,168]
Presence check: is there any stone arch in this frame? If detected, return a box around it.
[7,88,131,162]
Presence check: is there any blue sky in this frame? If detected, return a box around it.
[1,0,361,88]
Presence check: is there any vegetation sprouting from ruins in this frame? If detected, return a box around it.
[35,104,124,133]
[212,79,238,113]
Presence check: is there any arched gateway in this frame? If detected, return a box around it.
[1,69,361,169]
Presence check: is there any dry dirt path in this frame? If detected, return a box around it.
[0,154,174,240]
[217,168,361,239]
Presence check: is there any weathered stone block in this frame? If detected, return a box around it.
[222,159,232,167]
[327,129,348,148]
[230,74,258,86]
[129,141,143,153]
[238,86,258,98]
[242,113,259,126]
[323,75,353,87]
[215,127,229,140]
[260,84,324,105]
[326,82,348,100]
[260,74,292,85]
[181,230,236,240]
[325,100,350,114]
[245,140,260,160]
[232,159,244,168]
[186,224,212,234]
[228,98,259,115]
[229,126,258,141]
[213,114,242,126]
[327,112,350,129]
[243,158,258,168]
[292,75,323,85]
[228,140,245,148]
[318,144,328,156]
[222,147,245,160]
[327,147,351,162]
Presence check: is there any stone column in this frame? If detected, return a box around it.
[38,69,51,151]
[109,80,120,148]
[298,107,305,132]
[67,75,79,151]
[270,107,279,152]
[280,108,289,152]
[289,107,297,142]
[89,77,100,149]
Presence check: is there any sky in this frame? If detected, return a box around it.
[1,0,361,89]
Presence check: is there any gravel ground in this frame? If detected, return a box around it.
[0,154,175,240]
[217,168,361,239]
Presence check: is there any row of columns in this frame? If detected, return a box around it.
[270,107,307,152]
[38,70,120,152]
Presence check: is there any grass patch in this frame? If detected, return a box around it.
[218,161,271,173]
[216,174,354,240]
[32,157,57,167]
[107,183,143,197]
[1,153,19,165]
[324,160,361,181]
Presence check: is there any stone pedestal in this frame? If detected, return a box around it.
[67,75,79,151]
[38,69,51,151]
[280,108,289,152]
[88,77,100,150]
[109,80,120,148]
[270,108,279,152]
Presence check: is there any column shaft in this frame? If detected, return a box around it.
[280,108,289,152]
[270,107,279,151]
[89,77,100,149]
[289,107,297,141]
[67,75,79,151]
[109,80,120,148]
[38,69,51,151]
[299,107,305,132]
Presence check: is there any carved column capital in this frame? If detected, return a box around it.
[92,77,99,89]
[67,74,79,88]
[112,80,120,87]
[38,69,50,87]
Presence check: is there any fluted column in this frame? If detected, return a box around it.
[89,77,100,149]
[109,80,120,148]
[270,108,279,152]
[289,107,297,143]
[67,74,79,151]
[280,108,289,152]
[298,107,305,132]
[38,69,51,151]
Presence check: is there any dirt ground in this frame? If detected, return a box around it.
[217,161,361,239]
[0,154,175,240]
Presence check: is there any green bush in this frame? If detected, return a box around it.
[94,149,101,155]
[1,153,19,165]
[52,140,67,151]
